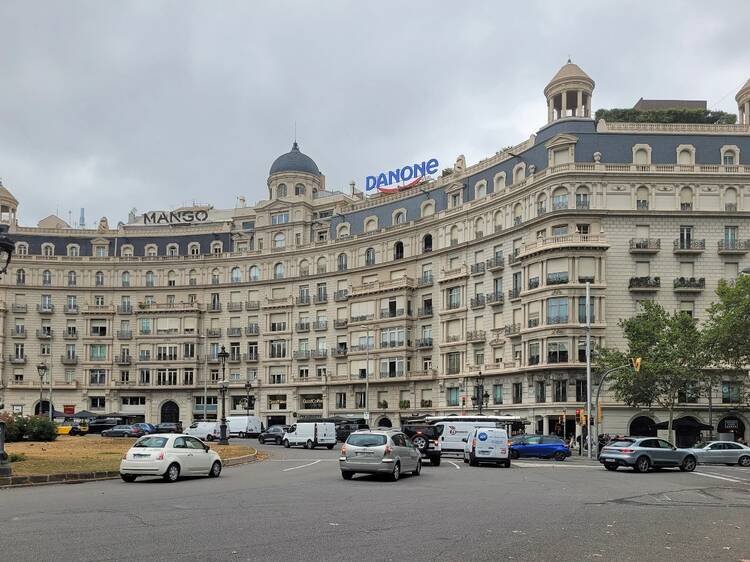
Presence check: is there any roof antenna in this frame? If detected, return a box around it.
[567,55,572,63]
[294,120,297,143]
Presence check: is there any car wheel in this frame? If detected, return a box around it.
[738,455,750,467]
[258,437,264,445]
[341,471,354,480]
[326,444,334,450]
[633,456,650,473]
[463,455,469,464]
[413,460,422,476]
[680,456,696,472]
[163,463,180,482]
[469,455,478,467]
[553,451,567,462]
[510,449,520,460]
[306,440,314,450]
[120,474,137,482]
[283,439,290,448]
[431,456,441,466]
[239,432,246,439]
[604,464,618,471]
[276,437,282,445]
[209,461,222,478]
[205,434,214,442]
[505,460,511,468]
[411,435,427,450]
[390,462,400,481]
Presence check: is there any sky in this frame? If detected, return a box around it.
[1,1,749,226]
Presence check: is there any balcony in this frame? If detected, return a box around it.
[628,276,661,291]
[629,238,661,253]
[117,304,133,314]
[673,239,705,253]
[245,324,260,336]
[380,309,404,319]
[466,330,486,342]
[470,295,486,309]
[508,251,521,266]
[36,329,53,339]
[61,355,79,365]
[486,292,505,306]
[244,353,260,362]
[311,349,327,359]
[313,321,328,331]
[11,304,27,313]
[228,353,242,364]
[380,340,411,350]
[206,328,222,338]
[246,301,260,311]
[64,305,79,315]
[117,330,133,340]
[350,344,374,353]
[296,296,311,306]
[508,288,521,301]
[207,303,222,313]
[334,319,348,329]
[471,263,485,275]
[350,314,375,323]
[546,272,569,286]
[504,323,520,336]
[116,354,132,365]
[519,233,609,258]
[37,304,54,314]
[527,277,540,290]
[228,302,244,312]
[415,338,433,349]
[333,347,348,358]
[444,335,463,344]
[334,290,349,302]
[486,256,505,271]
[417,273,434,287]
[207,355,220,365]
[547,315,568,325]
[296,322,310,332]
[418,307,433,318]
[576,199,590,210]
[439,265,469,283]
[227,327,243,337]
[378,371,405,380]
[63,331,79,340]
[11,329,26,339]
[673,277,705,292]
[313,294,328,305]
[10,356,27,364]
[718,239,750,254]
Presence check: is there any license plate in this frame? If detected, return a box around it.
[604,458,615,463]
[134,454,149,458]
[356,451,373,456]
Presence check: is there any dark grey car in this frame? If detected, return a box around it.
[599,437,697,472]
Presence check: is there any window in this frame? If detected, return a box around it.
[145,271,155,287]
[42,243,54,257]
[273,263,285,279]
[678,383,699,404]
[576,380,587,402]
[547,297,568,324]
[89,369,106,385]
[270,340,287,359]
[722,381,741,404]
[447,287,461,309]
[548,341,569,363]
[90,397,106,409]
[535,381,546,403]
[679,225,694,249]
[512,382,523,404]
[423,234,433,252]
[446,352,461,375]
[528,341,540,365]
[166,244,178,257]
[273,232,285,249]
[337,253,347,272]
[231,267,241,283]
[475,181,486,199]
[552,187,568,210]
[447,387,459,406]
[393,210,406,224]
[554,380,567,402]
[249,265,260,281]
[355,392,366,409]
[723,152,735,166]
[636,186,649,210]
[295,183,305,196]
[276,184,287,198]
[95,271,104,286]
[335,392,347,409]
[493,384,503,405]
[41,269,52,286]
[365,248,375,266]
[679,187,694,211]
[393,241,404,260]
[16,269,25,285]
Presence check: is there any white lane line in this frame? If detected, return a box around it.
[691,471,742,483]
[513,462,598,469]
[283,460,322,472]
[447,461,461,470]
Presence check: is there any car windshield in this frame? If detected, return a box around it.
[608,439,635,447]
[133,436,168,448]
[114,425,130,430]
[347,434,387,447]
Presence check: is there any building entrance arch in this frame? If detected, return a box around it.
[161,401,180,424]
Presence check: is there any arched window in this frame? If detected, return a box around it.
[552,187,569,210]
[145,245,157,257]
[475,181,487,199]
[493,172,506,191]
[277,183,287,198]
[393,210,406,225]
[423,234,433,252]
[475,217,485,238]
[273,232,285,249]
[189,243,200,255]
[636,186,649,210]
[393,241,404,260]
[364,217,377,232]
[679,187,694,211]
[316,257,327,274]
[121,271,130,287]
[210,242,223,254]
[337,253,347,272]
[494,210,503,231]
[724,151,736,166]
[450,225,459,245]
[42,244,54,257]
[295,183,306,196]
[575,186,590,209]
[513,163,526,184]
[337,223,350,237]
[95,271,104,286]
[513,203,523,225]
[677,145,695,166]
[249,265,260,281]
[15,242,28,256]
[188,269,197,286]
[725,187,738,211]
[166,244,179,257]
[421,200,435,218]
[536,193,547,216]
[211,268,220,284]
[16,268,25,285]
[167,270,176,286]
[67,244,79,257]
[634,147,649,165]
[42,270,52,286]
[67,271,77,286]
[231,267,241,283]
[120,245,134,257]
[298,259,310,276]
[145,271,155,287]
[721,146,740,167]
[365,248,375,266]
[274,262,285,279]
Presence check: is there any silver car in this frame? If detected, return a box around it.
[599,437,697,473]
[339,429,422,481]
[688,441,750,467]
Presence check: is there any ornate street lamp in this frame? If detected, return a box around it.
[0,225,13,477]
[471,371,490,414]
[244,381,254,421]
[37,362,49,419]
[217,345,230,445]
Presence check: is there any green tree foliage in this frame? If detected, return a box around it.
[0,413,27,442]
[597,301,707,440]
[595,108,737,125]
[24,416,58,441]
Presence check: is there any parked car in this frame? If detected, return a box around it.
[463,427,510,467]
[119,434,222,482]
[56,420,89,436]
[599,437,697,472]
[283,422,336,449]
[688,441,750,467]
[102,425,144,438]
[339,430,421,481]
[258,425,289,445]
[133,423,158,435]
[510,435,571,461]
[184,421,222,441]
[401,423,443,466]
[155,422,183,434]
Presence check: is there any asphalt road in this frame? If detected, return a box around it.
[2,441,750,562]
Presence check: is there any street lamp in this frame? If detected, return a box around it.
[37,362,50,419]
[0,224,13,477]
[471,371,490,414]
[244,381,254,420]
[217,345,230,445]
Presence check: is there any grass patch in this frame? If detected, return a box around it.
[7,436,255,476]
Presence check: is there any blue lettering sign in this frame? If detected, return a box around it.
[365,158,439,193]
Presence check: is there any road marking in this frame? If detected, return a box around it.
[283,460,322,472]
[692,471,743,483]
[513,462,598,468]
[269,458,338,462]
[447,461,461,470]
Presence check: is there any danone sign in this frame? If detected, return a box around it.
[143,209,210,225]
[366,158,439,195]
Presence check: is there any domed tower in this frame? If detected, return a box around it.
[267,141,324,201]
[544,59,595,124]
[736,78,750,125]
[0,180,18,226]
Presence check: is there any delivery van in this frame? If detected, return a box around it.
[463,427,510,467]
[432,420,499,454]
[227,415,262,438]
[184,421,222,441]
[282,422,336,449]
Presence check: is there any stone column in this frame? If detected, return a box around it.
[577,90,583,117]
[561,90,567,118]
[744,102,750,125]
[548,98,554,123]
[542,414,549,435]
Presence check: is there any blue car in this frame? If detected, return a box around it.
[510,435,571,461]
[133,422,158,435]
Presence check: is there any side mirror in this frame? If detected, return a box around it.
[204,445,210,452]
[461,438,468,443]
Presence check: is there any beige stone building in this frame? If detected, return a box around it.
[2,62,750,445]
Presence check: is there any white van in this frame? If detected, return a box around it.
[227,415,262,438]
[184,421,222,441]
[463,427,510,467]
[282,422,336,449]
[434,420,500,454]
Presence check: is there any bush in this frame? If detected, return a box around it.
[25,416,58,442]
[595,108,737,125]
[8,452,26,463]
[0,413,26,442]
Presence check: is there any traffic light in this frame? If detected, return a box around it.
[248,396,256,409]
[630,357,642,372]
[597,401,603,423]
[576,409,586,425]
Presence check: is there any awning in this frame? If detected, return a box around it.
[72,410,97,419]
[655,416,712,430]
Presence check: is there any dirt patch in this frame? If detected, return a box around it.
[7,436,255,476]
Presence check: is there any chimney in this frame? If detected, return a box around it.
[349,180,356,196]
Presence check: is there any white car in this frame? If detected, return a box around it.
[119,434,223,482]
[463,427,510,467]
[184,421,222,441]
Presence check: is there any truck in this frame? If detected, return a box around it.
[282,422,336,449]
[226,415,263,438]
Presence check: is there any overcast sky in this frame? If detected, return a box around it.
[1,1,749,226]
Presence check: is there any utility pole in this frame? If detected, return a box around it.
[585,282,592,459]
[365,327,370,422]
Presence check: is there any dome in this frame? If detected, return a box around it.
[269,142,320,176]
[544,60,594,97]
[736,77,750,102]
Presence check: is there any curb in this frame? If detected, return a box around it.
[0,450,258,489]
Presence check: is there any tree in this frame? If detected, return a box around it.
[597,301,707,442]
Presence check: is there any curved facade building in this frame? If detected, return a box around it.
[2,63,750,443]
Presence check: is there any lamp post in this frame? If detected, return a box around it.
[244,381,253,420]
[470,371,490,414]
[0,223,14,477]
[37,362,49,419]
[217,345,230,444]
